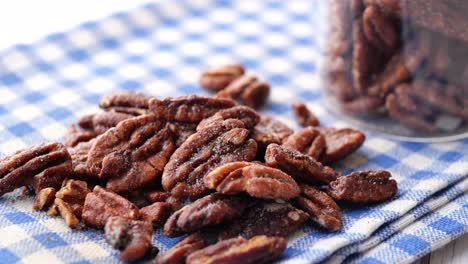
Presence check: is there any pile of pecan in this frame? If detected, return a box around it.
[326,0,468,133]
[0,64,398,263]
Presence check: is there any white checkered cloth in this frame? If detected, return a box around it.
[0,1,466,263]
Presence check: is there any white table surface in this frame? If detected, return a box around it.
[0,1,465,264]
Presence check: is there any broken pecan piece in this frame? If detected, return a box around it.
[33,187,56,211]
[0,142,72,196]
[82,186,139,228]
[197,106,260,131]
[292,102,320,127]
[217,75,270,109]
[295,185,341,232]
[204,162,300,200]
[318,127,366,164]
[282,126,326,160]
[199,64,245,92]
[219,202,307,240]
[149,95,235,123]
[162,119,257,200]
[99,91,151,115]
[329,170,397,204]
[140,202,173,226]
[164,193,249,237]
[155,233,206,264]
[87,114,176,193]
[105,216,153,261]
[55,197,80,228]
[265,144,339,185]
[186,235,286,264]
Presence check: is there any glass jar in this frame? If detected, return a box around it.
[323,0,468,142]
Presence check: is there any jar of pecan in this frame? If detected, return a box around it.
[323,0,468,141]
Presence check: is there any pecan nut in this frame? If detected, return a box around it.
[218,202,307,240]
[33,187,56,211]
[64,124,98,148]
[295,185,342,232]
[149,95,235,123]
[217,75,270,109]
[197,106,260,131]
[329,170,397,204]
[155,233,206,264]
[204,162,300,200]
[0,142,72,196]
[105,216,153,261]
[144,191,183,211]
[99,91,151,115]
[199,64,245,92]
[162,119,257,199]
[362,5,399,56]
[78,111,133,134]
[68,139,96,180]
[82,186,139,228]
[292,102,320,127]
[318,127,366,164]
[252,115,293,159]
[54,197,80,228]
[164,193,249,237]
[87,114,176,193]
[186,235,286,264]
[282,127,326,160]
[265,144,339,185]
[140,202,173,226]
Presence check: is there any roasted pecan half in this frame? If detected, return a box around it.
[162,119,257,199]
[329,170,397,204]
[99,91,151,115]
[105,216,153,261]
[318,127,365,164]
[217,75,270,109]
[87,114,176,193]
[265,144,339,185]
[0,142,72,196]
[64,124,98,148]
[78,111,133,134]
[252,115,293,159]
[186,235,286,264]
[140,202,173,226]
[68,139,96,180]
[292,102,320,127]
[167,122,198,147]
[218,201,307,239]
[204,162,300,200]
[362,5,399,56]
[199,64,245,92]
[144,191,183,211]
[295,185,341,232]
[33,187,56,211]
[164,193,249,237]
[282,126,326,160]
[197,106,260,131]
[149,95,235,123]
[82,186,139,228]
[155,233,206,264]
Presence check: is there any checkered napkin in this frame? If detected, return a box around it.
[0,0,466,263]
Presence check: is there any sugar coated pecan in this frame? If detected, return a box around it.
[217,75,270,109]
[282,127,326,160]
[99,91,151,115]
[329,170,397,204]
[187,235,286,264]
[78,111,133,134]
[164,193,249,237]
[340,95,385,113]
[199,64,245,92]
[0,142,72,196]
[87,114,176,193]
[197,106,260,131]
[292,102,320,127]
[82,186,139,228]
[33,187,56,211]
[155,233,206,264]
[367,53,411,98]
[252,115,293,159]
[167,122,198,147]
[162,119,257,199]
[295,185,341,232]
[265,144,339,185]
[149,95,235,123]
[55,197,80,228]
[140,202,173,226]
[319,127,365,164]
[64,124,98,148]
[105,216,153,261]
[68,139,96,180]
[218,202,307,240]
[204,162,300,200]
[362,5,399,56]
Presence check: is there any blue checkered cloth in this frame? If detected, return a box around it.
[0,1,466,263]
